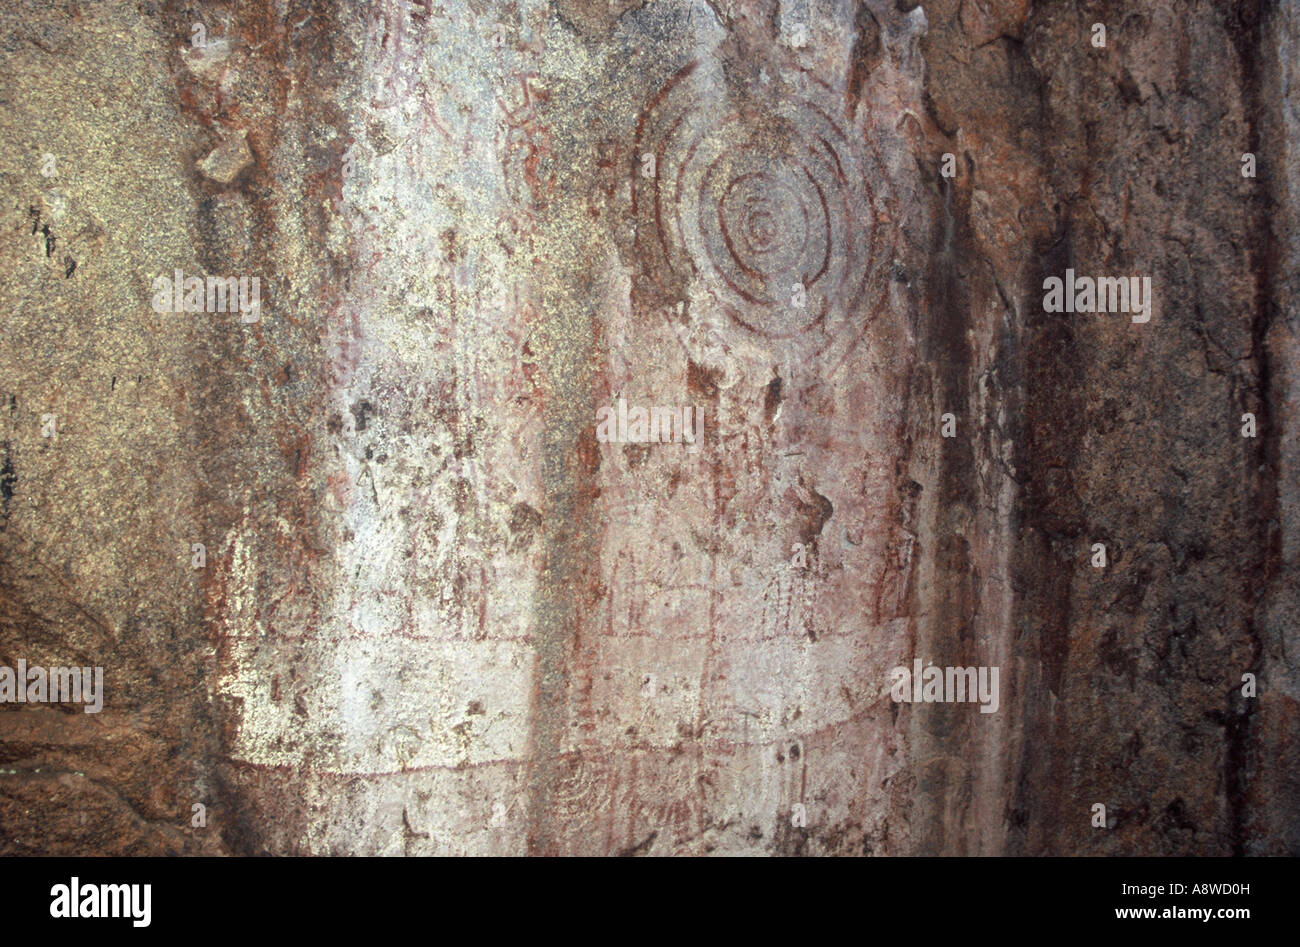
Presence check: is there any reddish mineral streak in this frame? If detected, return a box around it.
[0,0,1296,857]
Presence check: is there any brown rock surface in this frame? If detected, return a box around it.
[0,0,1295,855]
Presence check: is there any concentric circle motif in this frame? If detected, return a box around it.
[633,60,893,360]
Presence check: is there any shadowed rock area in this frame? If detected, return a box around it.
[0,0,1296,855]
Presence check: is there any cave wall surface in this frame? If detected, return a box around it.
[0,0,1296,855]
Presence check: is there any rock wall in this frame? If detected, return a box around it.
[0,0,1295,855]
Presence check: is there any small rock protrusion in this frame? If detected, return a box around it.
[198,131,253,185]
[181,37,231,79]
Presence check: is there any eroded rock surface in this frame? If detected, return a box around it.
[1,0,1296,855]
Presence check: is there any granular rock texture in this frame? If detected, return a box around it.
[0,0,1296,855]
